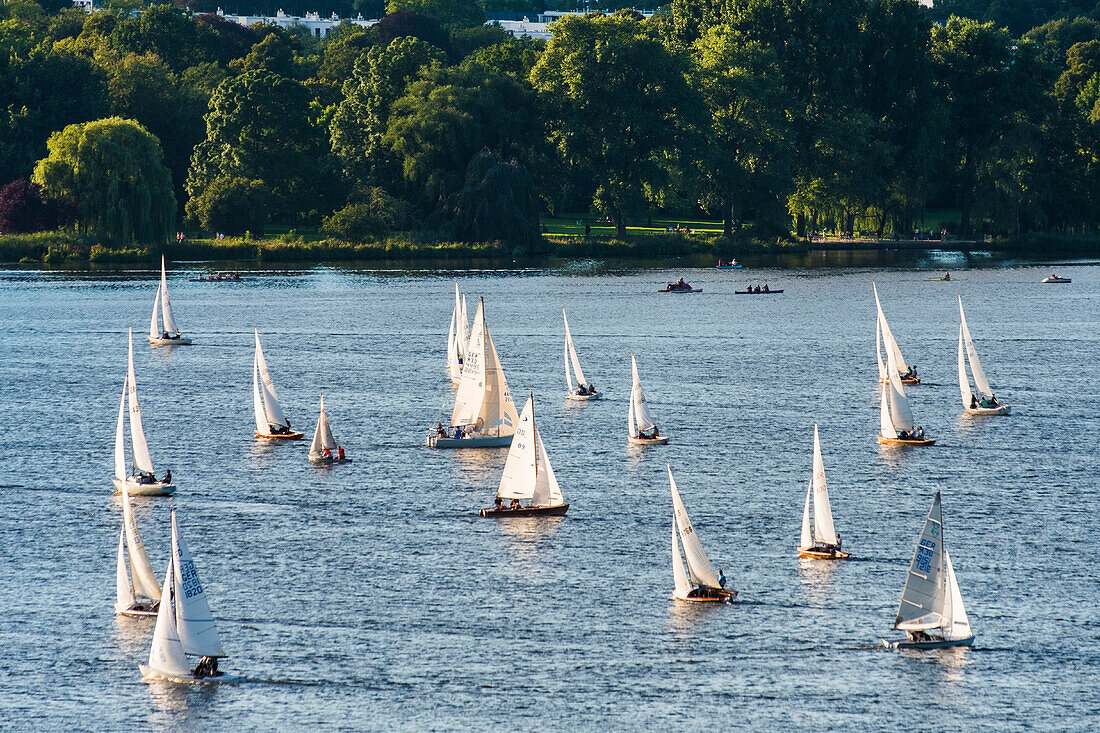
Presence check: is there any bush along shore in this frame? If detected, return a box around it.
[1,229,803,265]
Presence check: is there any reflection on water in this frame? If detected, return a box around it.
[494,515,564,558]
[666,597,729,638]
[797,557,841,605]
[111,615,155,658]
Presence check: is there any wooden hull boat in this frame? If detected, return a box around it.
[428,434,513,449]
[878,436,935,446]
[629,435,669,445]
[798,545,850,560]
[140,665,242,684]
[965,404,1010,416]
[882,635,974,650]
[149,335,192,345]
[479,503,569,518]
[878,376,920,385]
[567,391,602,401]
[118,601,159,618]
[675,589,737,603]
[112,477,175,497]
[735,289,783,295]
[256,430,304,440]
[658,288,702,293]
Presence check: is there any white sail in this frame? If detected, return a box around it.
[531,428,563,507]
[873,282,910,376]
[126,329,155,475]
[122,485,161,600]
[811,425,837,545]
[254,331,288,429]
[310,395,338,455]
[959,297,993,399]
[884,338,915,433]
[627,383,637,437]
[459,293,470,356]
[799,478,812,549]
[171,509,224,657]
[497,395,536,500]
[875,316,886,382]
[958,326,973,408]
[895,493,945,631]
[450,300,518,434]
[115,528,135,613]
[941,549,972,641]
[879,382,894,438]
[630,354,656,433]
[146,554,191,677]
[668,465,721,589]
[447,301,458,376]
[562,308,587,388]
[149,286,161,341]
[672,519,692,600]
[114,379,127,481]
[252,355,267,434]
[160,256,178,335]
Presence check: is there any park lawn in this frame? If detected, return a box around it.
[542,213,726,237]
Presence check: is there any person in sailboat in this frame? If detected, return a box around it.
[337,446,345,460]
[510,498,521,510]
[193,656,220,679]
[970,394,978,409]
[904,365,917,379]
[718,569,727,588]
[322,447,332,459]
[162,469,171,484]
[494,497,504,511]
[586,382,596,395]
[436,422,447,438]
[915,426,925,440]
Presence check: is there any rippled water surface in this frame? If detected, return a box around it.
[1,253,1097,730]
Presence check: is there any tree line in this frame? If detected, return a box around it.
[3,0,1100,248]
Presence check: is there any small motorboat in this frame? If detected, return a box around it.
[659,279,700,293]
[1042,274,1071,283]
[735,287,782,294]
[715,260,742,270]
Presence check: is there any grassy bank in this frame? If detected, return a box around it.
[2,227,797,265]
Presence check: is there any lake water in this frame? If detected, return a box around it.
[1,252,1097,730]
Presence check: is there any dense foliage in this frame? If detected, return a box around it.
[4,0,1100,248]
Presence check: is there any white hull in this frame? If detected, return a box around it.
[139,665,241,685]
[428,434,513,449]
[149,335,192,345]
[964,405,1010,416]
[567,392,602,401]
[112,477,175,496]
[117,603,159,618]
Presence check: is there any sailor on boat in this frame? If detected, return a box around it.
[943,272,951,281]
[640,427,660,440]
[193,656,221,679]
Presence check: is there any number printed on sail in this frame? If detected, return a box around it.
[915,539,936,573]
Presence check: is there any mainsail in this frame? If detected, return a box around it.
[810,424,837,545]
[450,300,518,434]
[126,329,155,475]
[882,338,915,434]
[159,256,178,335]
[628,353,657,435]
[873,282,910,377]
[253,331,289,430]
[895,493,946,631]
[563,308,588,392]
[121,484,160,600]
[958,296,993,401]
[114,380,128,481]
[171,509,224,657]
[668,465,721,589]
[309,395,338,455]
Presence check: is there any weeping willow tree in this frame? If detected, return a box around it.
[440,149,540,249]
[32,117,175,244]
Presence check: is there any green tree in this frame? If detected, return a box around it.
[440,148,540,248]
[185,176,269,236]
[330,36,445,187]
[32,117,175,243]
[386,0,485,29]
[691,26,793,234]
[187,70,329,220]
[531,14,694,236]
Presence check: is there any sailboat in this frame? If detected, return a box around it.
[563,307,600,400]
[140,508,240,683]
[628,353,667,444]
[873,282,918,384]
[308,394,349,463]
[115,485,162,617]
[883,492,975,650]
[668,465,735,602]
[253,330,303,440]
[878,325,934,446]
[958,296,1010,415]
[479,394,569,517]
[428,298,519,448]
[149,256,191,345]
[797,425,849,559]
[113,328,175,496]
[447,280,470,385]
